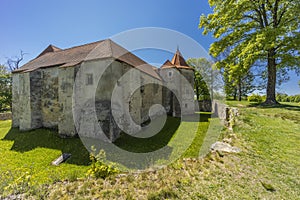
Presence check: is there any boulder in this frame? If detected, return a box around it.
[211,142,241,153]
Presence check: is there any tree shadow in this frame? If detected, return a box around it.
[247,102,300,111]
[2,128,90,166]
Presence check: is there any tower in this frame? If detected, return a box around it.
[159,49,194,117]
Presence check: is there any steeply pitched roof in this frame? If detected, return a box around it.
[161,60,175,69]
[171,49,190,67]
[160,50,193,70]
[37,45,62,58]
[14,39,161,80]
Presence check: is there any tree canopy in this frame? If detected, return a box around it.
[187,57,223,100]
[200,0,300,104]
[0,65,12,112]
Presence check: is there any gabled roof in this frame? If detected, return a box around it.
[160,50,194,70]
[37,45,62,58]
[160,60,174,69]
[171,49,190,67]
[14,39,161,80]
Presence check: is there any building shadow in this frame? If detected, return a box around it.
[2,127,90,166]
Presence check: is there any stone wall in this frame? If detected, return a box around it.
[29,70,43,129]
[0,112,12,121]
[58,66,76,137]
[12,73,20,127]
[212,101,239,128]
[196,100,212,112]
[41,68,60,129]
[18,72,32,130]
[159,68,194,117]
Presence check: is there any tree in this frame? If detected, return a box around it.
[191,65,210,100]
[7,50,26,71]
[200,0,300,105]
[223,68,255,101]
[187,57,223,100]
[0,65,12,112]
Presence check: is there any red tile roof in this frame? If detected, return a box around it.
[14,39,161,80]
[160,50,194,71]
[37,45,62,58]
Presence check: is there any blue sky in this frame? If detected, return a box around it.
[0,0,299,95]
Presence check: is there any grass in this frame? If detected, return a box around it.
[2,102,299,199]
[0,112,217,197]
[0,121,90,196]
[43,101,299,199]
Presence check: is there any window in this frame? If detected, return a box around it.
[153,83,159,94]
[86,74,93,85]
[168,71,173,77]
[140,85,145,94]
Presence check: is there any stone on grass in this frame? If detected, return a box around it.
[211,142,241,153]
[52,153,72,166]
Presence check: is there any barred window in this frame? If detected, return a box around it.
[86,74,93,85]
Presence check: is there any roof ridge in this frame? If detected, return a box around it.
[59,39,105,52]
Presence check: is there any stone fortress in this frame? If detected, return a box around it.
[12,39,194,141]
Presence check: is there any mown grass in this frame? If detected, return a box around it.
[0,113,217,198]
[0,120,90,197]
[43,102,299,199]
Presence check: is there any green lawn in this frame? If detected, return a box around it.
[0,113,217,197]
[42,102,300,199]
[3,102,299,199]
[0,120,90,196]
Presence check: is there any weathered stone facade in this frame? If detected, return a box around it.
[12,40,195,142]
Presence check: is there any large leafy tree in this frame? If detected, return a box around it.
[200,0,300,104]
[187,58,222,100]
[223,68,255,101]
[0,65,12,112]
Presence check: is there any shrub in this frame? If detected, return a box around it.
[276,93,288,102]
[294,95,300,103]
[86,147,119,179]
[247,94,263,103]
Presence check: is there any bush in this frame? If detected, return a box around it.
[294,95,300,103]
[276,93,288,102]
[247,94,263,103]
[86,147,119,179]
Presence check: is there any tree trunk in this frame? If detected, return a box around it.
[233,89,237,100]
[238,79,242,101]
[263,48,278,105]
[195,85,200,100]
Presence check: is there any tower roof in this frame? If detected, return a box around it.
[160,49,193,70]
[171,49,189,67]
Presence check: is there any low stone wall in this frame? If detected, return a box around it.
[195,100,212,112]
[212,101,238,129]
[0,112,12,121]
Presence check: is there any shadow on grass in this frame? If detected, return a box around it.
[247,102,300,111]
[114,113,211,153]
[2,128,90,166]
[105,113,212,169]
[1,112,212,169]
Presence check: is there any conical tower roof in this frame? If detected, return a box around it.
[171,49,190,67]
[160,49,193,70]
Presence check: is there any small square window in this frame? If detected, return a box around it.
[86,74,93,85]
[168,71,173,77]
[140,85,145,94]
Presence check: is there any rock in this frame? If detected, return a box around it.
[222,137,232,144]
[52,153,72,166]
[210,142,241,153]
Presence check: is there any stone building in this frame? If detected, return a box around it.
[12,39,194,141]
